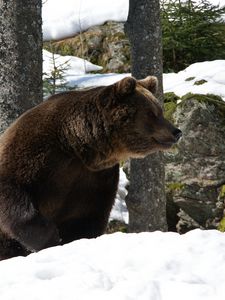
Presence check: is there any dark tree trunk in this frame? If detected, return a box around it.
[125,0,168,232]
[0,0,42,134]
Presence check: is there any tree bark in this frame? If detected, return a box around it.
[0,0,42,134]
[125,0,168,232]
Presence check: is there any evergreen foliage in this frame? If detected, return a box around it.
[43,44,71,96]
[161,0,225,72]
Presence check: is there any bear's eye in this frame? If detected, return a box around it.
[121,115,128,123]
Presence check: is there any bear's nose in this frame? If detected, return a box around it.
[173,128,182,142]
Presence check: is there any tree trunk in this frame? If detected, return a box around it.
[0,0,42,134]
[125,0,168,232]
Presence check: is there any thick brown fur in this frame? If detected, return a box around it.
[0,76,181,260]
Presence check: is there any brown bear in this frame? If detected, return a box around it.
[0,76,181,260]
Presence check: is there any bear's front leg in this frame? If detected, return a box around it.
[59,215,109,244]
[0,179,61,254]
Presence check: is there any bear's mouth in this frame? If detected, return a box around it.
[152,137,174,148]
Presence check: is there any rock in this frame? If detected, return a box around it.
[165,93,225,233]
[44,21,131,73]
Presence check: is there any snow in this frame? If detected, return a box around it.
[43,49,102,76]
[110,168,129,224]
[180,0,225,6]
[163,60,225,100]
[42,0,129,41]
[201,0,225,7]
[1,230,225,300]
[43,53,225,101]
[42,50,129,90]
[42,0,225,41]
[42,0,225,101]
[67,73,129,89]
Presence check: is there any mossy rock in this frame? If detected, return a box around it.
[165,92,225,233]
[181,92,224,104]
[164,92,180,103]
[219,185,225,198]
[218,216,225,232]
[181,93,225,116]
[44,21,131,73]
[107,220,128,234]
[163,92,181,122]
[217,186,225,232]
[194,79,207,85]
[164,101,177,122]
[166,182,185,192]
[164,92,225,123]
[185,76,195,81]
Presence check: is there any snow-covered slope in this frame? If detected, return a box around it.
[42,0,225,41]
[0,230,225,300]
[42,0,128,41]
[43,49,102,76]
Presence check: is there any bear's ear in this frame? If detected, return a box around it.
[114,77,137,96]
[138,76,158,95]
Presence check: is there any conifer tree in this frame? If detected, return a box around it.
[161,0,225,71]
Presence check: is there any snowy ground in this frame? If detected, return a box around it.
[1,230,225,300]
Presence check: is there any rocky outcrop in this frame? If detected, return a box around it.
[165,93,225,233]
[44,21,131,73]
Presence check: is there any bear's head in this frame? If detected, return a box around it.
[62,76,182,170]
[93,76,182,169]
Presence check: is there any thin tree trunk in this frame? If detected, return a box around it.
[0,0,42,134]
[125,0,168,232]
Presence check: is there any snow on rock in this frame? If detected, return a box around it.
[42,0,129,41]
[43,49,102,77]
[42,0,225,42]
[0,230,225,299]
[163,60,225,101]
